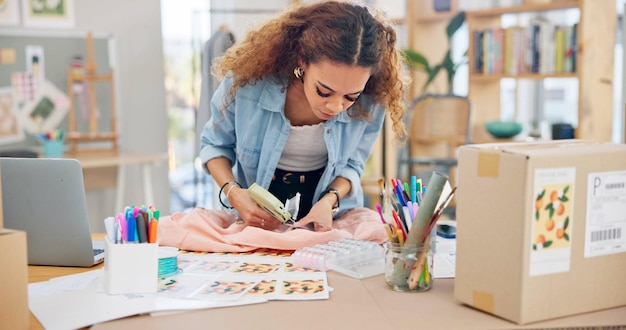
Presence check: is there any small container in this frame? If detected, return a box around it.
[384,241,433,292]
[158,246,181,278]
[103,238,159,294]
[42,140,64,157]
[291,238,384,279]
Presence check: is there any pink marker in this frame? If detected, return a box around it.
[375,204,387,224]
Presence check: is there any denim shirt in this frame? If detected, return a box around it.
[199,76,385,214]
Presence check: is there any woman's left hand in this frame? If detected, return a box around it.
[296,201,334,232]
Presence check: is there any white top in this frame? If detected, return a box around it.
[277,123,327,171]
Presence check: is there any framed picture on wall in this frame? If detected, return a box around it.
[0,87,25,144]
[0,0,20,26]
[20,80,68,134]
[22,0,74,28]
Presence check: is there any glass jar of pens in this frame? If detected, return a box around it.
[385,241,433,292]
[39,130,64,157]
[377,172,456,293]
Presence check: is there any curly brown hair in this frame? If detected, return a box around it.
[213,1,409,140]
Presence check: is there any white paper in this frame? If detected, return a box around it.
[29,248,331,329]
[433,233,456,279]
[29,270,99,295]
[29,270,267,330]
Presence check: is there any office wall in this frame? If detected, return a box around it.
[72,0,170,231]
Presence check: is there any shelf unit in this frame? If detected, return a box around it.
[404,0,616,143]
[465,0,616,142]
[406,0,460,99]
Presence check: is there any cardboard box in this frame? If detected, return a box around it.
[454,140,626,324]
[0,229,29,329]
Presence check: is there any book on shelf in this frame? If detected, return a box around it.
[471,21,577,76]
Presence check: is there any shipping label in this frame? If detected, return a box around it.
[585,171,626,258]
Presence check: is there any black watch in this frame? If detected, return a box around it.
[320,187,340,214]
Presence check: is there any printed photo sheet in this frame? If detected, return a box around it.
[158,249,329,301]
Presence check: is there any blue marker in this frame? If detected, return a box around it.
[125,207,136,242]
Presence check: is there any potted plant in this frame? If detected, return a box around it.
[397,10,470,187]
[402,11,466,95]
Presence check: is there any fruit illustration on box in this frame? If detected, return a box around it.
[532,184,572,250]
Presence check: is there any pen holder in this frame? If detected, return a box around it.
[384,242,433,292]
[103,238,159,294]
[42,140,64,157]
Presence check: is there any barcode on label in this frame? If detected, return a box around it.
[591,228,622,242]
[605,182,625,190]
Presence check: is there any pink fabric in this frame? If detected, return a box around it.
[158,207,388,252]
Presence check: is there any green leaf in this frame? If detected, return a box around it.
[549,207,555,219]
[538,189,545,200]
[532,244,537,250]
[442,50,454,69]
[544,241,553,248]
[443,54,455,92]
[563,185,570,194]
[402,49,430,71]
[535,210,539,220]
[561,196,569,202]
[423,64,442,92]
[564,216,569,230]
[564,233,569,241]
[446,11,466,40]
[442,51,455,82]
[403,10,467,94]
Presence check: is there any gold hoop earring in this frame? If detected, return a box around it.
[293,66,304,79]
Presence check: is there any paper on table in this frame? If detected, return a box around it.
[29,270,267,330]
[29,270,99,295]
[433,224,456,279]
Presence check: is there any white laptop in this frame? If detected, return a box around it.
[1,157,105,267]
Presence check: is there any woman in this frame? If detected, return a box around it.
[200,1,408,232]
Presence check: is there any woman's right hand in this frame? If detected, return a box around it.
[227,186,281,230]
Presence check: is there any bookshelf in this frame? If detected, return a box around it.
[464,0,616,142]
[369,0,615,196]
[405,0,616,143]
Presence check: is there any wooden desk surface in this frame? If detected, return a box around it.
[28,236,626,330]
[89,275,626,330]
[66,150,168,169]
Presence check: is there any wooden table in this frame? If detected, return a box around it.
[67,151,168,211]
[89,277,626,330]
[27,235,626,329]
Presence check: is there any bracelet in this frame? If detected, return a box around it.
[219,181,241,209]
[320,187,340,214]
[225,182,239,199]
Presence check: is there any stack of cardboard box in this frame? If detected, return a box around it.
[0,166,29,329]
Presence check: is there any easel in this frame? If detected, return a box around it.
[66,32,119,153]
